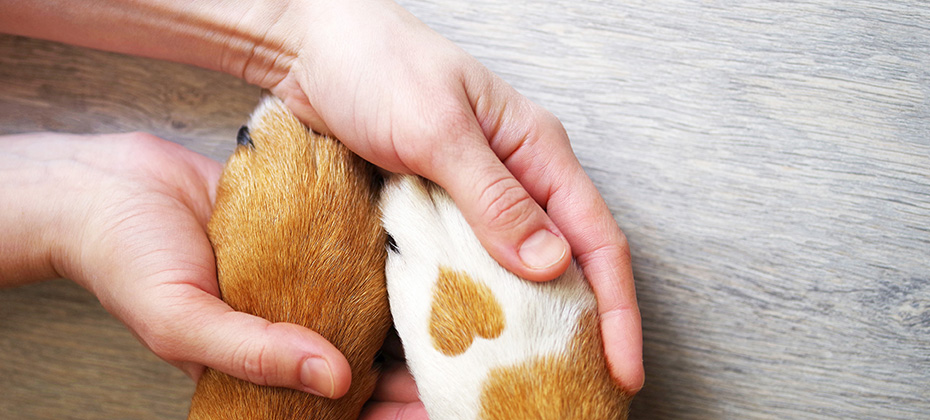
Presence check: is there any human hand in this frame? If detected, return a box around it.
[257,0,644,392]
[0,133,423,414]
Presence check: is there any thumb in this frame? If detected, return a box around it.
[426,134,571,282]
[137,286,353,398]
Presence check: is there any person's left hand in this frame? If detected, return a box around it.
[0,132,426,418]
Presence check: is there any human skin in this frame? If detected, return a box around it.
[0,0,643,416]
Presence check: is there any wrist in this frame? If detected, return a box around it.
[211,0,305,88]
[0,134,89,287]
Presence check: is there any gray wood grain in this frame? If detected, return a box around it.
[0,280,193,419]
[1,0,928,418]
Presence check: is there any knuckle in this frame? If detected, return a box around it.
[577,236,633,274]
[479,177,537,233]
[540,108,566,132]
[587,240,629,264]
[534,108,571,147]
[231,337,273,386]
[614,231,633,260]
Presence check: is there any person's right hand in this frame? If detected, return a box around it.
[256,0,644,393]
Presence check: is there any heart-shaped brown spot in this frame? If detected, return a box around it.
[429,266,505,356]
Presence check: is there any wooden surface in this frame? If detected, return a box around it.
[1,1,928,419]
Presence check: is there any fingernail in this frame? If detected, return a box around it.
[518,229,567,269]
[301,357,335,398]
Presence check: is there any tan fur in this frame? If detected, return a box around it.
[429,267,506,356]
[478,310,631,419]
[187,97,391,420]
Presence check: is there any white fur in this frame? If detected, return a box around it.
[380,176,597,420]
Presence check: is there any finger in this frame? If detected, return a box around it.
[523,157,644,392]
[137,285,353,398]
[421,116,571,282]
[467,77,645,392]
[532,157,644,393]
[360,401,429,420]
[539,157,644,394]
[559,191,643,393]
[370,363,419,403]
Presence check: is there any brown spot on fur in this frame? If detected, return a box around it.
[478,310,631,420]
[187,97,391,420]
[429,267,505,356]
